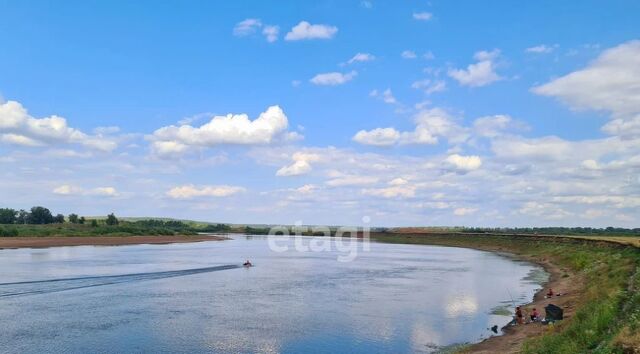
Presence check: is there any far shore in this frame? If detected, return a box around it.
[0,235,227,249]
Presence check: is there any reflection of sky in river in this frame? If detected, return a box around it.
[0,236,544,353]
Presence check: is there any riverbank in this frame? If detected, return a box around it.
[371,232,640,354]
[0,235,226,249]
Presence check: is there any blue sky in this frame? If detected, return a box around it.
[1,0,639,227]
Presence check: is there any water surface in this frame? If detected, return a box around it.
[0,235,545,353]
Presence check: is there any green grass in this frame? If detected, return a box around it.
[0,222,198,237]
[371,233,640,353]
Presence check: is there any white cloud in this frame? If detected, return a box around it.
[310,71,357,86]
[389,177,409,186]
[453,207,478,216]
[401,50,417,59]
[0,100,117,151]
[411,79,446,94]
[53,185,82,195]
[413,12,433,21]
[295,184,317,194]
[353,107,467,146]
[445,154,482,172]
[370,88,397,104]
[532,40,640,121]
[448,49,502,87]
[362,185,416,199]
[53,185,119,197]
[347,53,375,64]
[326,175,379,187]
[233,19,279,42]
[166,185,245,199]
[262,25,280,42]
[149,105,297,158]
[353,127,401,146]
[233,18,262,36]
[285,21,338,41]
[525,44,556,54]
[491,136,572,161]
[276,152,321,176]
[473,115,527,138]
[601,116,640,138]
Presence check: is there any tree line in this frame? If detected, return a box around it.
[0,206,119,226]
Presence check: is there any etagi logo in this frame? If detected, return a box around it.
[267,217,371,262]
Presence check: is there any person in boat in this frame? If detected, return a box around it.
[530,308,540,322]
[243,260,252,267]
[515,306,524,324]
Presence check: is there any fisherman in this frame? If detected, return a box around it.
[530,308,540,322]
[243,260,252,267]
[515,306,524,324]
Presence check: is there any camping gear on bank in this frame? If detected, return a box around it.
[545,304,563,322]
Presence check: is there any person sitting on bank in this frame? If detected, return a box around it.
[515,306,524,324]
[546,288,554,297]
[530,308,540,322]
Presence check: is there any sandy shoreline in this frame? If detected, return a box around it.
[0,235,227,249]
[460,246,585,353]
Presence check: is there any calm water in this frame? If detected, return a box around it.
[0,236,545,353]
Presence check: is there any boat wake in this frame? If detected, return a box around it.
[0,264,240,298]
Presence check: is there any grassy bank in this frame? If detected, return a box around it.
[0,222,199,237]
[372,233,640,353]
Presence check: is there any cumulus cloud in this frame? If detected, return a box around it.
[276,152,321,176]
[310,71,357,86]
[149,105,299,158]
[166,185,245,199]
[532,40,640,124]
[445,154,482,172]
[285,21,338,41]
[53,185,119,197]
[0,100,117,151]
[353,127,401,146]
[412,12,433,21]
[353,108,467,146]
[448,49,502,87]
[347,53,375,64]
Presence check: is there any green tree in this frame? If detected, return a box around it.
[105,213,119,226]
[27,206,54,224]
[16,209,29,224]
[0,208,17,224]
[53,214,65,223]
[90,219,98,227]
[79,216,86,224]
[68,213,79,224]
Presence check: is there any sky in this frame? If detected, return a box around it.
[1,0,639,227]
